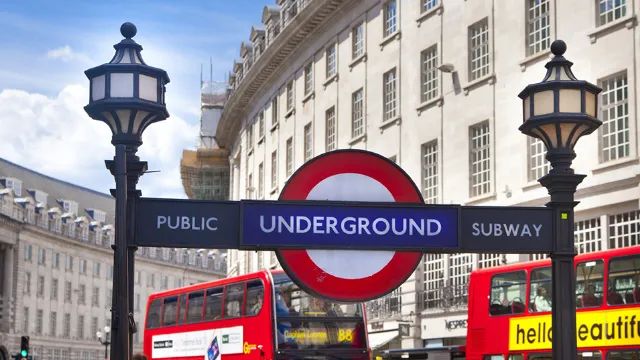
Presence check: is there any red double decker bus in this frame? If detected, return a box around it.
[143,269,370,360]
[466,245,640,359]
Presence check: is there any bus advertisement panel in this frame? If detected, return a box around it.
[143,270,369,360]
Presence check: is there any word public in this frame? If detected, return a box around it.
[259,215,443,236]
[156,216,219,231]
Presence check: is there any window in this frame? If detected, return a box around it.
[271,97,279,126]
[225,284,244,318]
[53,252,60,269]
[246,280,265,316]
[24,244,32,262]
[286,81,294,112]
[51,278,58,300]
[271,151,277,189]
[77,315,85,339]
[383,68,397,121]
[448,254,472,304]
[247,173,253,199]
[421,140,438,204]
[258,162,264,199]
[526,0,550,56]
[303,123,312,161]
[609,210,640,248]
[36,275,44,298]
[529,267,552,312]
[162,296,178,326]
[36,309,43,335]
[597,0,627,26]
[204,287,223,320]
[135,293,140,312]
[187,291,204,323]
[574,218,602,254]
[79,258,87,275]
[421,45,439,103]
[600,72,629,162]
[24,272,31,294]
[65,255,73,272]
[423,254,444,309]
[78,284,86,305]
[608,255,640,305]
[422,0,438,12]
[146,299,162,328]
[64,281,71,303]
[383,0,397,37]
[258,112,265,140]
[93,262,100,277]
[107,265,113,280]
[489,271,526,315]
[92,287,99,307]
[50,312,57,336]
[304,63,313,95]
[351,88,364,138]
[468,18,490,81]
[478,254,502,268]
[469,121,491,197]
[177,294,187,324]
[286,137,293,177]
[325,106,336,151]
[576,260,604,308]
[90,317,98,339]
[608,350,640,359]
[246,123,254,152]
[352,22,364,59]
[528,137,549,181]
[326,44,336,78]
[38,247,46,265]
[23,307,29,332]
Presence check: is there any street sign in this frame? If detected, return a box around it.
[135,198,239,248]
[275,150,425,302]
[241,200,459,250]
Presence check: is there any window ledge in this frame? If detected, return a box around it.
[379,116,401,130]
[380,31,401,50]
[463,73,496,95]
[284,108,295,119]
[416,4,443,26]
[591,156,639,175]
[270,122,279,132]
[349,53,367,70]
[588,15,637,43]
[302,91,315,103]
[416,96,443,115]
[348,133,367,145]
[323,74,338,88]
[519,49,552,72]
[257,136,265,145]
[464,192,497,205]
[270,187,279,195]
[522,180,544,192]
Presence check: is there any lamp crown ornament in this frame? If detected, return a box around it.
[518,39,602,175]
[84,22,170,147]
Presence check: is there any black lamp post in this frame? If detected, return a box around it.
[96,326,111,360]
[519,40,601,360]
[84,22,170,360]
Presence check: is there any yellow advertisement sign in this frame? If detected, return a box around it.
[509,308,640,350]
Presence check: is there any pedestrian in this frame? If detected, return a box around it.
[133,353,148,360]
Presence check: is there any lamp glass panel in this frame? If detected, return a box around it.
[132,110,151,135]
[559,89,581,113]
[523,96,531,121]
[531,128,550,151]
[538,123,560,148]
[116,110,132,134]
[139,75,158,102]
[91,75,106,101]
[110,73,134,98]
[585,91,596,117]
[569,124,588,148]
[559,67,573,81]
[533,90,554,115]
[119,49,132,64]
[101,112,118,135]
[559,122,577,148]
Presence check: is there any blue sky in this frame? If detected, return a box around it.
[0,1,270,198]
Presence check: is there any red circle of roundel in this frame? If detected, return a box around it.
[276,149,424,302]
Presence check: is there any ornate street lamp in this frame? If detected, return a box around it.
[96,326,111,360]
[85,22,170,360]
[519,40,602,360]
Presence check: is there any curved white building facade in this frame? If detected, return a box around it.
[217,0,640,351]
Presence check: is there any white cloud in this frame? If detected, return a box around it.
[46,45,91,63]
[0,85,198,199]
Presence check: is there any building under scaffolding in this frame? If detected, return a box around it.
[180,80,230,201]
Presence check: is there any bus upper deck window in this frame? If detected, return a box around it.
[187,291,205,323]
[162,296,178,326]
[146,298,162,329]
[205,287,223,320]
[225,283,244,318]
[576,260,604,308]
[246,280,264,316]
[608,255,640,306]
[489,271,526,315]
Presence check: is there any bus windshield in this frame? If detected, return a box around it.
[272,273,367,352]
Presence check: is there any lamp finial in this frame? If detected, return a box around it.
[550,40,566,57]
[120,22,137,39]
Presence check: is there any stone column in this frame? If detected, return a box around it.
[3,245,13,300]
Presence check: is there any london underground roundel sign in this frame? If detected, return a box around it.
[276,150,424,302]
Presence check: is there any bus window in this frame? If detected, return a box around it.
[529,267,552,312]
[204,287,223,320]
[508,355,523,360]
[528,354,551,359]
[146,298,162,329]
[246,280,264,316]
[576,260,604,308]
[608,255,640,305]
[187,290,205,323]
[489,271,526,315]
[607,350,640,359]
[177,294,187,324]
[578,351,602,359]
[225,283,244,318]
[483,356,504,360]
[162,296,178,326]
